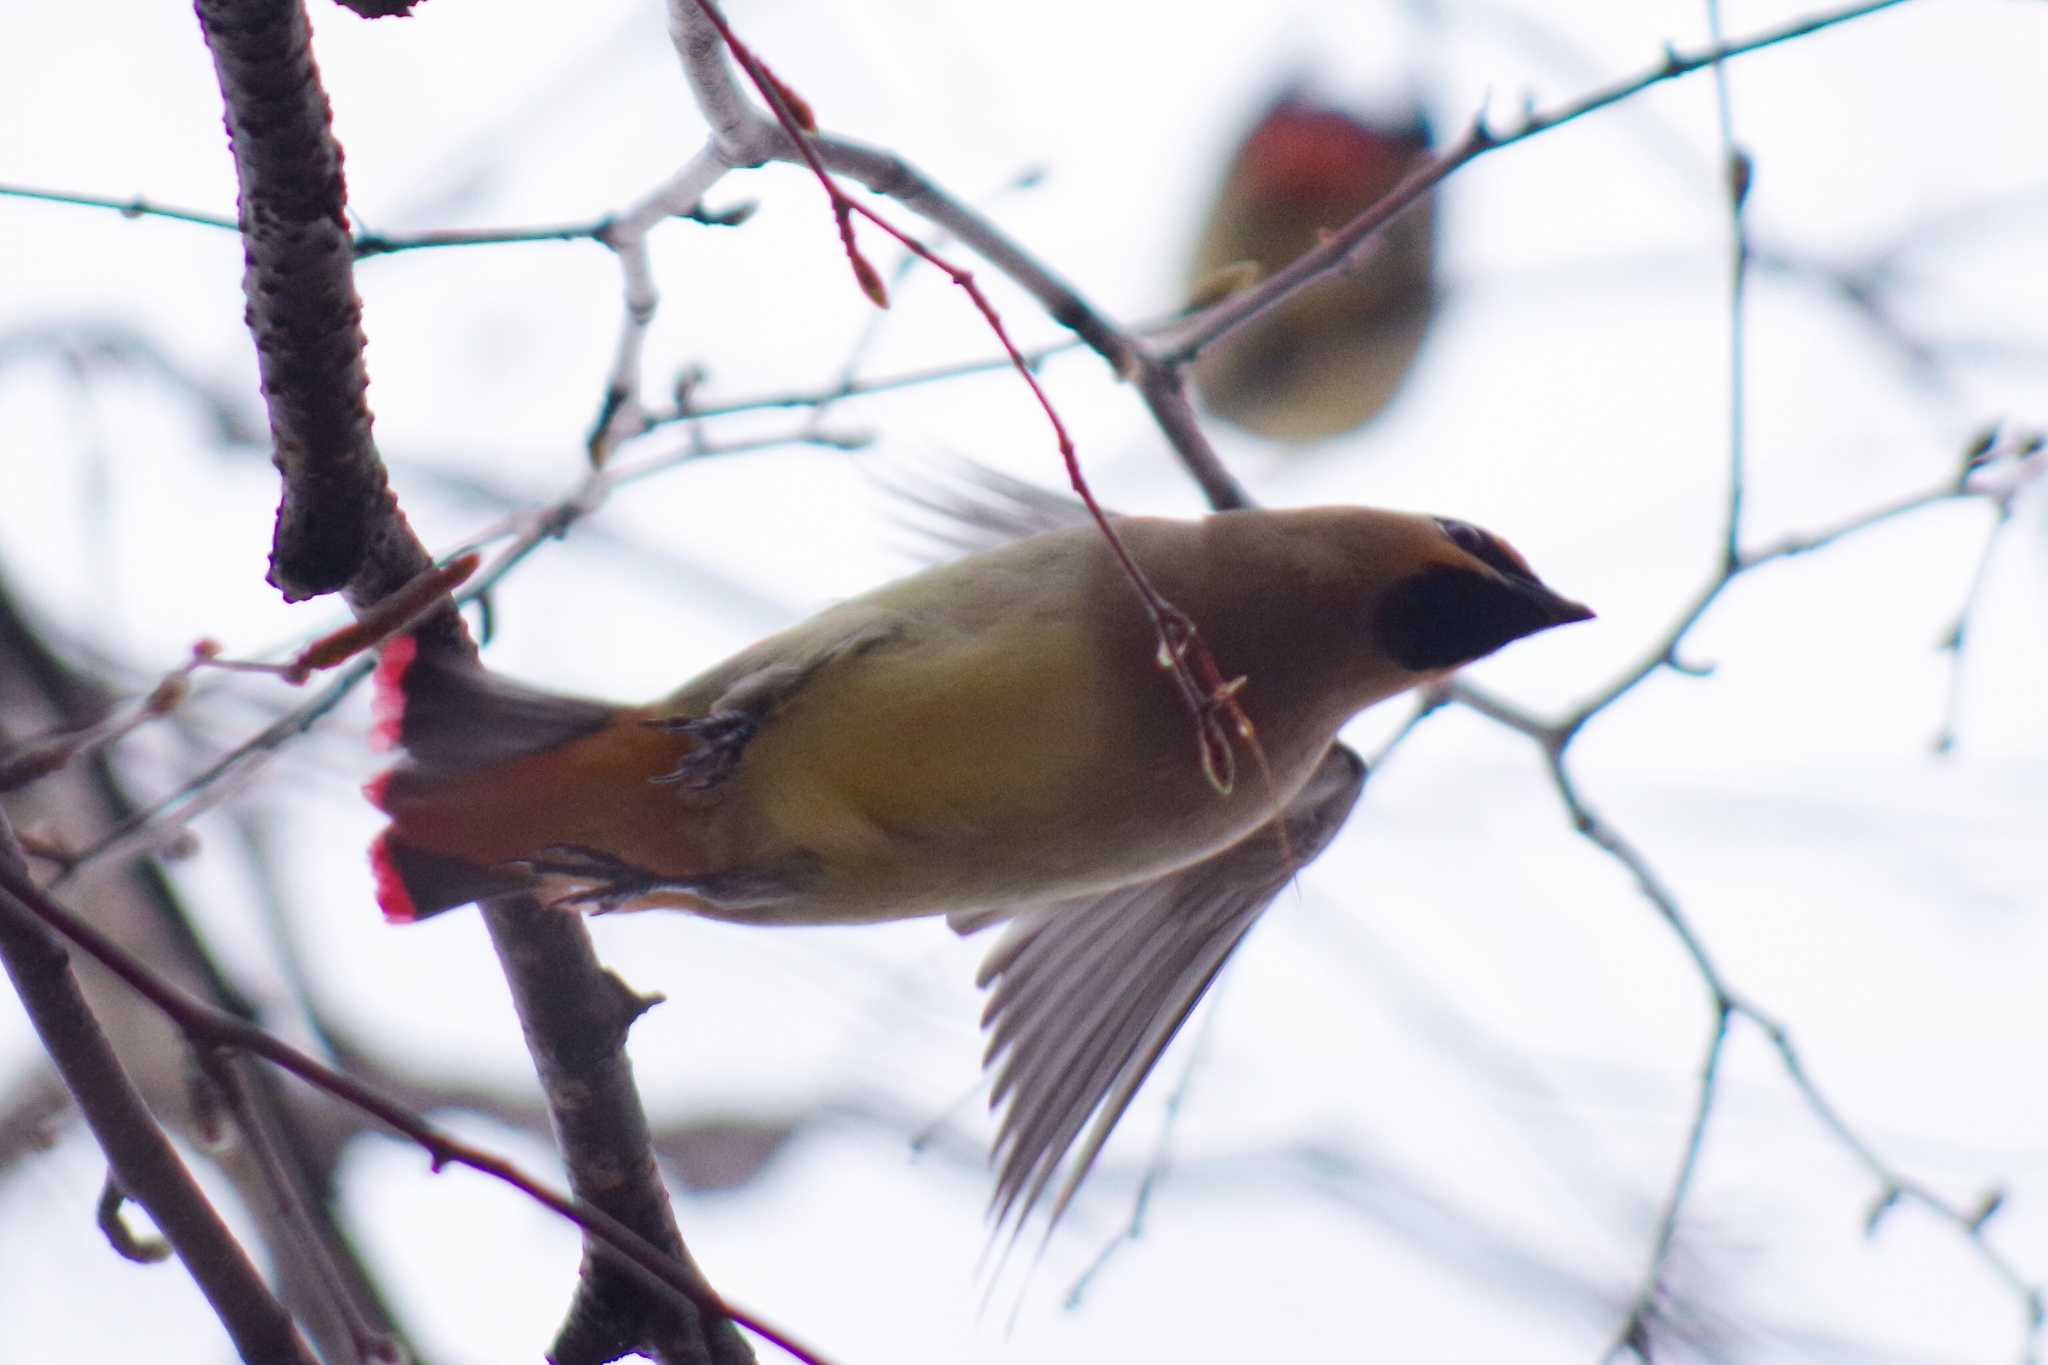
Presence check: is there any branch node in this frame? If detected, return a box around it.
[1726,147,1754,209]
[1967,1187,2008,1232]
[1666,649,1717,679]
[97,1175,172,1264]
[601,969,667,1035]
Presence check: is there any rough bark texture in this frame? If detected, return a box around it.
[198,0,386,601]
[191,1,745,1358]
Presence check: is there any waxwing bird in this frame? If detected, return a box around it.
[367,505,1589,1231]
[1188,93,1437,442]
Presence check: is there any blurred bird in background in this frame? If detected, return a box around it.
[1187,90,1438,442]
[367,497,1589,1234]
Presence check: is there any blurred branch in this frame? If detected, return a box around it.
[1155,0,1912,372]
[0,566,422,1363]
[1062,998,1222,1309]
[1932,425,2041,752]
[1703,0,1751,574]
[48,660,370,892]
[0,856,833,1365]
[0,1064,73,1168]
[0,320,266,446]
[0,814,317,1365]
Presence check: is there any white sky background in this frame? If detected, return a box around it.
[2,0,2046,1362]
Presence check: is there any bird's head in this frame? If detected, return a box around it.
[1373,514,1594,672]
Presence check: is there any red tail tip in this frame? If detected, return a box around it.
[368,830,420,925]
[370,635,420,753]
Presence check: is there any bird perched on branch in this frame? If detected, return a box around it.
[367,502,1588,1232]
[1188,92,1437,442]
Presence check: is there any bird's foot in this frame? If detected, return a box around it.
[515,843,812,915]
[516,843,675,913]
[646,711,757,791]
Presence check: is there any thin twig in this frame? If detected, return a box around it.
[49,660,372,891]
[1063,994,1225,1309]
[1934,498,2015,755]
[1601,1006,1731,1365]
[1361,452,2041,1361]
[1704,0,1752,572]
[1603,18,1753,1337]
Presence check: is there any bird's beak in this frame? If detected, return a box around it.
[1527,584,1595,627]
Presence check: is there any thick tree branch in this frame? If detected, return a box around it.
[195,0,390,603]
[189,2,749,1358]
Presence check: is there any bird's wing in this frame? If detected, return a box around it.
[878,456,1100,559]
[957,743,1367,1236]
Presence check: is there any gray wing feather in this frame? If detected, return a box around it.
[969,745,1368,1237]
[879,457,1100,560]
[890,458,1373,1235]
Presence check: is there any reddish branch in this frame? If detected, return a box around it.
[686,0,1263,794]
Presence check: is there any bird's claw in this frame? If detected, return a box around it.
[646,711,758,791]
[517,843,662,913]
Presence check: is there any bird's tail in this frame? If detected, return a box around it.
[364,636,617,923]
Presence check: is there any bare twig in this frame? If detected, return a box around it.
[1063,997,1225,1310]
[1358,441,2042,1361]
[1601,1007,1730,1365]
[1933,421,2042,752]
[49,660,372,891]
[1581,24,2036,1339]
[587,146,737,460]
[1602,20,1753,1338]
[1704,0,1752,572]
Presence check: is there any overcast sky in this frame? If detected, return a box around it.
[2,1,2045,1361]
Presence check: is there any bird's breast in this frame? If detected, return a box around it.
[725,610,1310,920]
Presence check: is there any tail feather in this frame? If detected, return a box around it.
[369,830,530,923]
[373,635,613,776]
[368,636,623,922]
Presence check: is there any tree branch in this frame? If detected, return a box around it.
[0,857,832,1365]
[0,813,317,1365]
[189,1,753,1357]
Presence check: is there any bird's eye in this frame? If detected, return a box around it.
[1435,517,1537,582]
[1438,518,1487,555]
